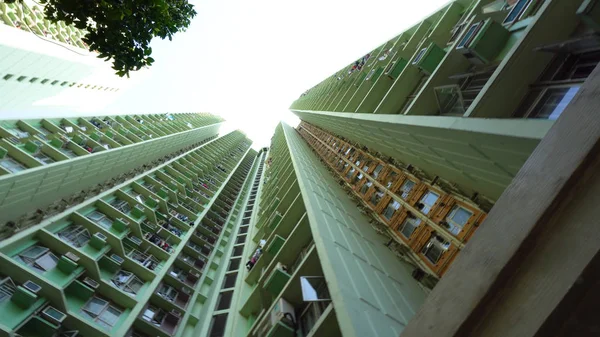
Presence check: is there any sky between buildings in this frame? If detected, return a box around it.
[99,0,450,148]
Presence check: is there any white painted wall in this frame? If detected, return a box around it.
[0,24,146,116]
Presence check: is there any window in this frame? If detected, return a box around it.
[351,172,363,185]
[359,181,372,195]
[17,76,27,82]
[421,233,451,264]
[369,189,384,206]
[457,22,483,49]
[222,273,237,289]
[215,291,233,310]
[345,167,356,179]
[29,77,39,83]
[445,205,473,235]
[110,199,131,214]
[33,151,55,165]
[372,164,384,178]
[0,277,16,303]
[412,47,428,64]
[503,0,536,25]
[419,190,440,214]
[398,217,422,239]
[81,297,122,330]
[521,86,580,120]
[86,211,113,229]
[232,246,243,257]
[382,200,401,220]
[0,157,26,173]
[57,224,91,247]
[14,245,58,274]
[227,258,240,271]
[299,301,330,336]
[51,80,59,85]
[399,180,416,199]
[61,81,68,86]
[157,283,178,302]
[383,171,398,189]
[207,314,228,337]
[299,277,331,335]
[111,270,144,295]
[2,74,14,80]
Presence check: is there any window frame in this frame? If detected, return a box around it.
[0,277,16,303]
[111,269,144,295]
[421,233,451,264]
[445,205,474,235]
[419,190,440,215]
[81,296,122,330]
[382,199,401,220]
[520,84,581,120]
[398,216,422,239]
[57,224,91,248]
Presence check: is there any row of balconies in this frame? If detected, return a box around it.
[293,0,597,119]
[241,150,336,337]
[0,113,219,176]
[297,122,491,278]
[0,134,252,336]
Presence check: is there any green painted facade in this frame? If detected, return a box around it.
[0,113,224,232]
[290,0,600,201]
[223,123,426,337]
[0,127,258,337]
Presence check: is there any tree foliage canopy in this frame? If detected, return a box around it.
[6,0,196,77]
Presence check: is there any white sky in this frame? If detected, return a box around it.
[98,0,450,148]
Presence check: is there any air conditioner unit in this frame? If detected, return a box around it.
[64,252,80,263]
[457,18,510,64]
[270,298,296,327]
[23,280,42,294]
[110,254,124,265]
[42,306,67,325]
[83,277,99,289]
[412,42,446,74]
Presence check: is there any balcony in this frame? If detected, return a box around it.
[178,253,205,272]
[155,283,191,309]
[166,265,200,288]
[11,244,84,287]
[0,276,47,331]
[65,278,131,334]
[133,249,162,271]
[140,303,182,336]
[109,268,146,297]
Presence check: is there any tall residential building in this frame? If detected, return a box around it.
[0,1,139,113]
[0,112,224,233]
[0,118,256,337]
[2,1,599,337]
[288,0,600,281]
[291,0,597,199]
[224,123,427,337]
